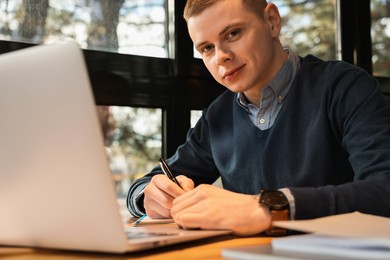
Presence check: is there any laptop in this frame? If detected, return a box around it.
[0,42,231,253]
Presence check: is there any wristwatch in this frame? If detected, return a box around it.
[259,189,290,236]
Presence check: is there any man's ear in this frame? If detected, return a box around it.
[264,3,282,38]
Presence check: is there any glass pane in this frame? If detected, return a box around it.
[190,110,202,128]
[273,0,337,60]
[97,106,162,197]
[0,0,168,58]
[371,0,390,77]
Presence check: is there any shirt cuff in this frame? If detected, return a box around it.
[279,188,296,220]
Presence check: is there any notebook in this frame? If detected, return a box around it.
[0,42,230,253]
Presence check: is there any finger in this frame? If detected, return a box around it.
[176,175,194,192]
[173,184,209,206]
[171,189,214,222]
[144,185,174,212]
[144,198,172,219]
[171,190,198,214]
[153,174,186,198]
[174,211,224,231]
[144,176,176,218]
[173,212,203,230]
[144,176,174,203]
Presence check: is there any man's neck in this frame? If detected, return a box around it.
[244,48,288,105]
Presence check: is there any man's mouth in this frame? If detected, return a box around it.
[222,64,245,79]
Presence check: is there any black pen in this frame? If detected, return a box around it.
[159,157,183,189]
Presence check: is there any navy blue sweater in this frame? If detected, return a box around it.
[127,55,390,220]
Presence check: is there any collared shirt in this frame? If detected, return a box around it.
[236,49,300,220]
[237,49,300,130]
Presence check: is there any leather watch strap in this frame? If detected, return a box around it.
[266,209,289,236]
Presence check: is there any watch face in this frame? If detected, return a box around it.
[260,190,289,210]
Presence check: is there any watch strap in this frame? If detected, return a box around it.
[266,209,289,236]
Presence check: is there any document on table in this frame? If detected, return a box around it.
[271,212,390,259]
[221,212,390,260]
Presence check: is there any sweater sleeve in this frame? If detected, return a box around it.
[290,63,390,219]
[126,108,221,215]
[126,177,149,217]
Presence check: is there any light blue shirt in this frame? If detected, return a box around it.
[237,49,300,130]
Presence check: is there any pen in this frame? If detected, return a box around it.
[159,157,183,189]
[133,214,147,227]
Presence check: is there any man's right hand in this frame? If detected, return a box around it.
[143,174,194,218]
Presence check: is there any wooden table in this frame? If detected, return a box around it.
[0,236,272,259]
[1,200,272,259]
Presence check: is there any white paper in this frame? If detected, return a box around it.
[273,211,390,239]
[272,235,390,259]
[271,212,390,259]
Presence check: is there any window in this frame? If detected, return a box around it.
[0,0,170,197]
[371,0,390,77]
[0,0,169,57]
[97,106,161,197]
[274,0,337,60]
[190,110,202,128]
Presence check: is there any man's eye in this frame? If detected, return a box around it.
[227,29,240,39]
[203,45,214,53]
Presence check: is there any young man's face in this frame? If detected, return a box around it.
[187,0,283,98]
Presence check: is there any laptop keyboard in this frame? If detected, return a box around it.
[127,231,180,239]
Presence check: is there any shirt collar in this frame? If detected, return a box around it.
[237,49,300,109]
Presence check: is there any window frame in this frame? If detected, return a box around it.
[0,0,389,158]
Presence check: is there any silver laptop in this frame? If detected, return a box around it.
[0,42,230,253]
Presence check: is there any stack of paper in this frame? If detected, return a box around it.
[272,212,390,259]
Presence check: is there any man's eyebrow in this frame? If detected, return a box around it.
[195,40,208,51]
[219,22,242,37]
[195,22,244,51]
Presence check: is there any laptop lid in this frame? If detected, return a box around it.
[0,42,132,253]
[0,43,230,254]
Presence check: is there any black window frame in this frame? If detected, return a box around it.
[0,0,389,157]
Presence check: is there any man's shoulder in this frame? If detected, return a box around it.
[298,55,375,91]
[207,90,236,110]
[296,55,380,103]
[300,54,364,75]
[201,90,239,122]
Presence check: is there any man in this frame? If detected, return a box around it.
[127,0,390,236]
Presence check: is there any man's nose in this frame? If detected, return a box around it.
[215,46,233,65]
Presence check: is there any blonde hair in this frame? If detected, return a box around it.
[183,0,267,21]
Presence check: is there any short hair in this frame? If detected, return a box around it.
[183,0,267,22]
